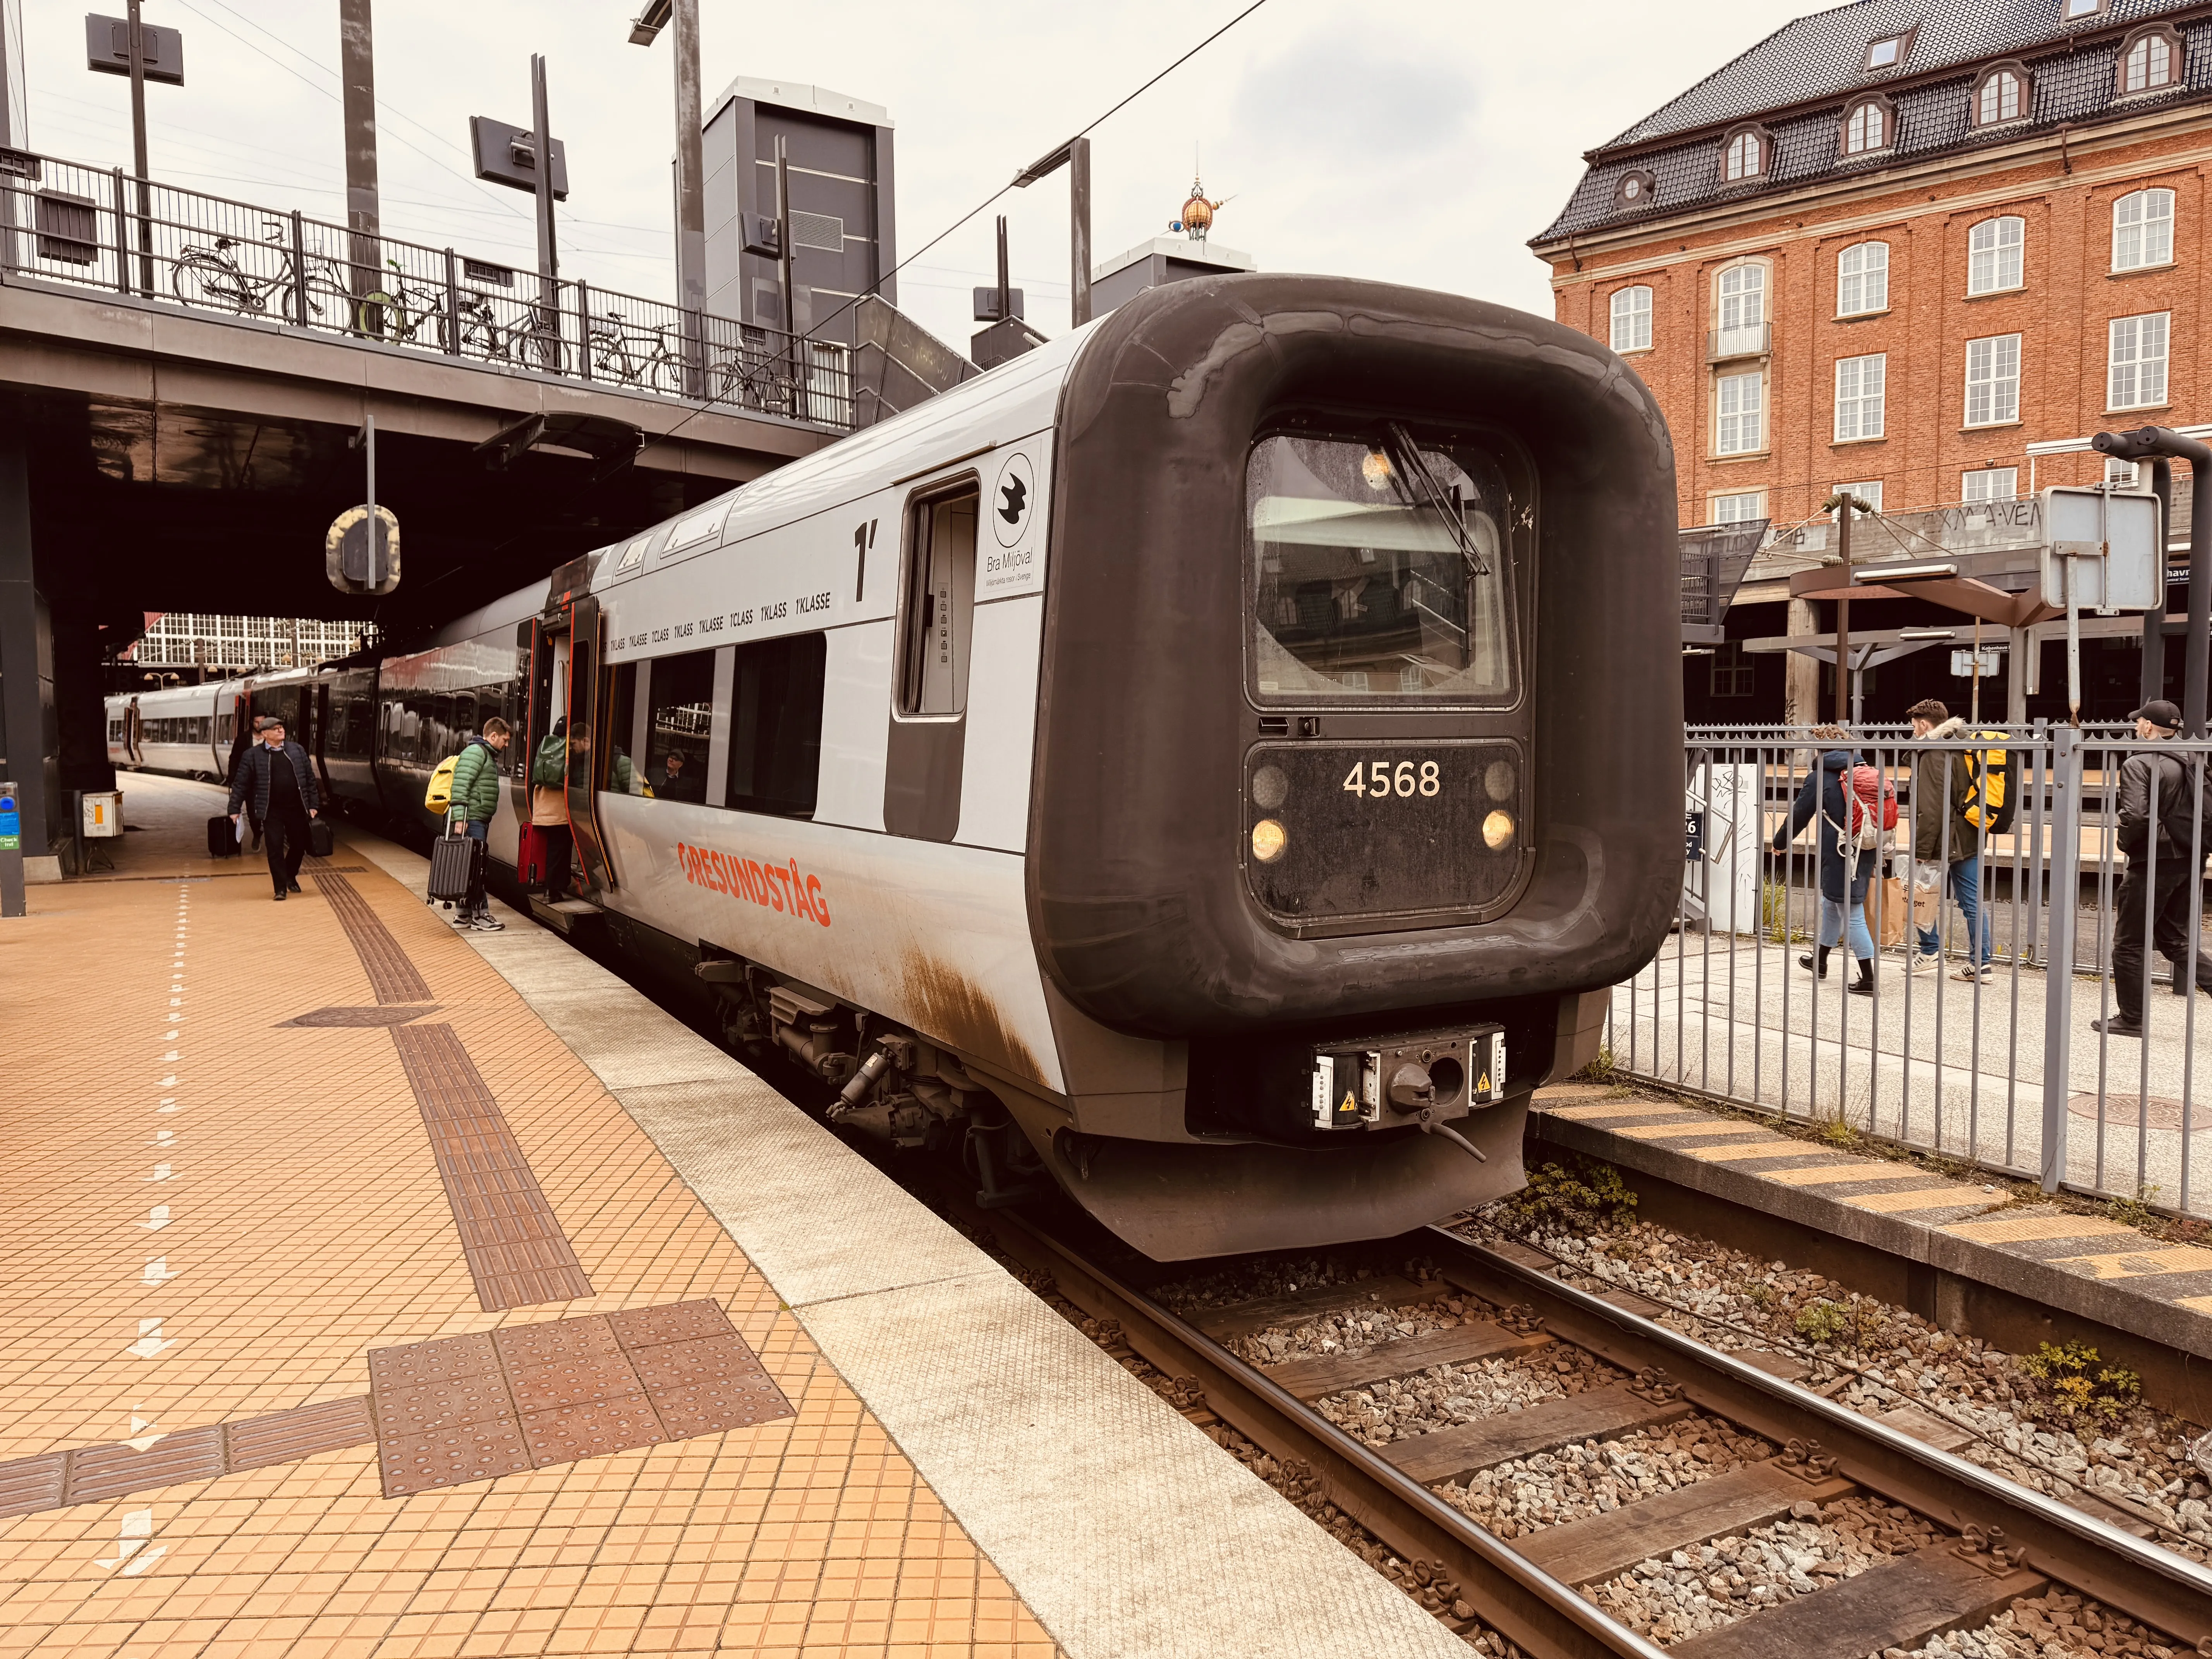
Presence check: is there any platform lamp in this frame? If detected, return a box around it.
[628,0,706,397]
[1013,134,1093,329]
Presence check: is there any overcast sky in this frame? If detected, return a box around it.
[29,0,1813,350]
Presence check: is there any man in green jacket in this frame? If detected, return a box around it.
[447,717,511,930]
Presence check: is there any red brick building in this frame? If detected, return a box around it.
[1531,0,2212,721]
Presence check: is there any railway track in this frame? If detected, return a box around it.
[945,1193,2212,1659]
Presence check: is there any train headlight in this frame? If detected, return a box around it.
[1482,810,1515,851]
[1251,818,1288,862]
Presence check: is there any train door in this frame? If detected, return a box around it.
[522,600,615,895]
[123,697,143,767]
[884,478,977,840]
[225,679,255,781]
[311,680,336,799]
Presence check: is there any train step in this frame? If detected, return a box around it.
[528,895,604,935]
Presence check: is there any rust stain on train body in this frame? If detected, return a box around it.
[897,952,1045,1085]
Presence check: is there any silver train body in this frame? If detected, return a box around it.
[110,275,1684,1259]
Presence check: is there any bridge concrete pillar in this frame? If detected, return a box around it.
[0,429,63,876]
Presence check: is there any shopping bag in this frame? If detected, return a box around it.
[1878,876,1909,948]
[1911,875,1942,930]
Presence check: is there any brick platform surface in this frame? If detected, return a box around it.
[0,776,1059,1658]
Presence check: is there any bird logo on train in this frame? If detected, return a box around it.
[991,452,1034,547]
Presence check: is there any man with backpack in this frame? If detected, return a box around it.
[1906,699,1995,982]
[2096,699,2212,1036]
[445,717,511,931]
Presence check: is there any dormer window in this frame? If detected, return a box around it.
[1843,96,1892,154]
[1864,30,1914,72]
[1973,64,2029,126]
[2063,0,2109,20]
[1722,125,1769,182]
[1613,169,1656,211]
[2119,26,2182,96]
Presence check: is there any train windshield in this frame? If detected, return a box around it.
[1246,434,1516,702]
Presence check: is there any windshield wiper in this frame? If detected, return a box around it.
[1384,421,1490,579]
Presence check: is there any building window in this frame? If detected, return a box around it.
[1709,641,1756,698]
[2106,457,2142,487]
[1974,66,2028,125]
[2120,27,2181,95]
[1843,98,1890,154]
[1834,481,1884,512]
[2064,0,2107,18]
[1711,490,1767,524]
[1968,216,2025,294]
[1614,169,1656,211]
[1716,262,1767,354]
[1715,371,1764,455]
[1962,467,2018,502]
[1723,127,1767,182]
[1609,285,1652,352]
[1864,31,1913,71]
[2113,188,2175,271]
[1838,240,1889,315]
[2109,313,2170,409]
[1965,335,2021,426]
[1834,354,1887,441]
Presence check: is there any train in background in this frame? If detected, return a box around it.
[110,273,1684,1262]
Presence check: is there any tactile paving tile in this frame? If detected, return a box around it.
[283,1004,441,1027]
[520,1394,666,1467]
[648,1374,796,1440]
[379,1420,534,1498]
[310,866,432,1002]
[371,1374,517,1439]
[506,1352,644,1412]
[492,1313,621,1369]
[610,1297,737,1351]
[366,1330,500,1391]
[63,1425,226,1504]
[224,1396,376,1470]
[629,1333,766,1393]
[0,1452,66,1518]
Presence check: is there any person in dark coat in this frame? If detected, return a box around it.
[227,715,321,900]
[1771,729,1879,997]
[2095,698,2212,1036]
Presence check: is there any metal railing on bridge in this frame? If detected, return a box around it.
[0,148,854,431]
[1625,723,2212,1222]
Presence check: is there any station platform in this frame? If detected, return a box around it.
[0,775,1461,1659]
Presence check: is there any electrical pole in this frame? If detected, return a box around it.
[1834,493,1853,725]
[630,0,704,394]
[1068,135,1091,327]
[125,0,152,295]
[775,134,794,335]
[337,0,380,298]
[530,55,557,314]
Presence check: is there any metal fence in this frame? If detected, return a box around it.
[0,148,853,429]
[1617,723,2212,1218]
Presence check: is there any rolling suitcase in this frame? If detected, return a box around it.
[426,832,482,907]
[206,814,241,859]
[308,817,335,859]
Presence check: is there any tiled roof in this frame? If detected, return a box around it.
[1536,0,2210,246]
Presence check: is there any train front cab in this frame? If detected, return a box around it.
[1020,274,1684,1259]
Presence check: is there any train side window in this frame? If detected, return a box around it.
[896,484,977,716]
[642,649,715,801]
[726,632,826,818]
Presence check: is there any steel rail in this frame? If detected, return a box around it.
[972,1202,1668,1659]
[1425,1226,2212,1647]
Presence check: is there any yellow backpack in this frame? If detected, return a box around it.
[423,753,459,814]
[1960,731,2016,836]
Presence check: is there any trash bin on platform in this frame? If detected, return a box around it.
[80,790,123,838]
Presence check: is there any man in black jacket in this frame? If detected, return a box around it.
[2097,699,2212,1036]
[227,716,321,900]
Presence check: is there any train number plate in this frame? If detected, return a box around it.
[1245,741,1525,926]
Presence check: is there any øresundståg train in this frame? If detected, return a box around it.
[110,274,1683,1260]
